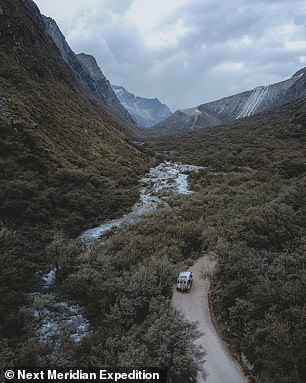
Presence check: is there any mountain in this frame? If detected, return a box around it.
[0,0,162,370]
[0,0,155,353]
[42,16,134,124]
[151,67,306,135]
[112,85,172,127]
[0,0,152,234]
[0,0,156,236]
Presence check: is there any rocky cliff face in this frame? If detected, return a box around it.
[42,16,134,124]
[112,85,172,127]
[151,68,306,135]
[76,53,135,123]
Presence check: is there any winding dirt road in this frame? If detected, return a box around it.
[172,255,248,383]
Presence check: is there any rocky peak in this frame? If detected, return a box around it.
[112,85,172,128]
[42,17,134,124]
[42,16,72,64]
[76,53,105,82]
[292,67,306,78]
[151,67,306,135]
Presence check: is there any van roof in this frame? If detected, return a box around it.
[178,271,192,278]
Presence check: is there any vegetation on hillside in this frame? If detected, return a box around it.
[1,2,305,382]
[0,0,155,368]
[145,99,306,383]
[0,3,204,380]
[42,217,207,381]
[0,59,154,339]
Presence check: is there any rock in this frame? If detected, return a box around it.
[112,85,172,127]
[151,68,306,135]
[42,17,134,124]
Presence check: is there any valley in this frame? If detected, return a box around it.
[0,1,305,383]
[33,161,203,348]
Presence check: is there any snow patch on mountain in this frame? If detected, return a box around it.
[151,66,306,135]
[182,107,202,117]
[237,75,302,118]
[112,85,172,127]
[237,86,268,118]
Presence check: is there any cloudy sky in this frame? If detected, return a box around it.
[35,0,306,111]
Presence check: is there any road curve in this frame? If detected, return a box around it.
[172,255,248,383]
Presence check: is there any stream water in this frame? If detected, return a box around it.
[81,161,202,243]
[37,161,202,343]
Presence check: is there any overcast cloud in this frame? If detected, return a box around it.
[35,0,306,111]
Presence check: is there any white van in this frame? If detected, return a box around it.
[176,271,193,291]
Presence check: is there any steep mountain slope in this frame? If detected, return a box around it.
[112,84,172,127]
[0,0,153,236]
[42,16,134,124]
[151,68,306,135]
[0,0,153,354]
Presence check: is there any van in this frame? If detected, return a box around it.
[176,271,193,291]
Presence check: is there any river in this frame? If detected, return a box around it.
[37,161,202,343]
[37,161,247,383]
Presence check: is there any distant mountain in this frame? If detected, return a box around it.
[151,68,306,135]
[42,16,134,124]
[112,85,172,128]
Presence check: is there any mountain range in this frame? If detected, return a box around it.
[42,16,173,129]
[20,6,306,136]
[1,2,305,382]
[151,67,306,135]
[42,16,135,124]
[112,85,172,128]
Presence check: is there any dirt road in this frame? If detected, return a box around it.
[172,255,248,383]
